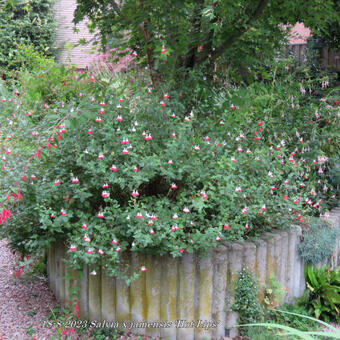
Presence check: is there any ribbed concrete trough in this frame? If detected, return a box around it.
[47,208,340,340]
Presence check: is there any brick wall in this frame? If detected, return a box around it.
[53,0,96,68]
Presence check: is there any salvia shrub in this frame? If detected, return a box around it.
[0,59,338,279]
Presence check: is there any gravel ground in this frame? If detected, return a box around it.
[0,239,62,340]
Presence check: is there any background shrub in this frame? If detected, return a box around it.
[298,217,339,265]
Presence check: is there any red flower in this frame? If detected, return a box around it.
[179,248,184,253]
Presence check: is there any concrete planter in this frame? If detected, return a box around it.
[47,208,340,340]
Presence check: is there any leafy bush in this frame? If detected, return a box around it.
[0,0,56,76]
[0,53,338,279]
[232,267,263,335]
[299,217,339,265]
[298,264,340,323]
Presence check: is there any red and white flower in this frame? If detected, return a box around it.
[149,229,155,234]
[172,213,178,219]
[194,145,200,151]
[98,153,105,159]
[168,159,174,165]
[160,101,166,106]
[141,266,147,272]
[84,234,90,242]
[131,190,140,197]
[70,245,77,251]
[87,248,93,254]
[116,115,123,122]
[136,212,143,219]
[54,179,61,186]
[98,249,104,255]
[95,117,102,122]
[110,165,118,171]
[97,212,104,218]
[82,223,87,230]
[261,204,267,211]
[60,209,66,216]
[183,207,190,213]
[268,171,273,178]
[171,183,178,189]
[102,183,109,188]
[216,236,221,242]
[112,239,118,245]
[122,148,129,155]
[164,93,169,99]
[235,187,242,192]
[116,247,121,252]
[224,224,230,229]
[102,191,110,198]
[72,177,79,183]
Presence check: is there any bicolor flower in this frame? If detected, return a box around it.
[237,147,243,153]
[136,212,143,219]
[216,236,221,242]
[268,171,273,178]
[235,187,242,192]
[194,145,200,151]
[161,45,167,54]
[184,116,191,122]
[261,204,267,211]
[241,207,248,214]
[102,183,109,188]
[112,239,118,245]
[160,101,166,106]
[98,249,104,255]
[87,248,93,254]
[168,159,174,165]
[144,134,152,141]
[102,191,110,198]
[97,212,104,218]
[171,113,176,118]
[171,183,178,189]
[172,213,178,219]
[133,166,139,172]
[110,165,118,171]
[231,157,236,162]
[183,207,190,213]
[230,104,235,109]
[50,214,55,218]
[149,229,155,234]
[72,177,79,183]
[132,51,138,57]
[224,224,230,229]
[82,223,87,230]
[69,245,77,251]
[122,148,129,155]
[60,209,66,216]
[246,149,252,154]
[131,190,140,197]
[164,93,169,99]
[179,248,184,253]
[84,234,90,242]
[244,224,249,229]
[116,115,123,121]
[54,179,61,185]
[171,224,180,231]
[30,175,36,179]
[148,220,154,226]
[116,247,121,252]
[220,120,225,125]
[95,117,102,122]
[98,154,105,159]
[141,266,147,272]
[121,138,130,144]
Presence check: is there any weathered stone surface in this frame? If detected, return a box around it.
[145,254,161,338]
[225,242,244,338]
[195,251,214,340]
[177,252,196,340]
[255,238,267,302]
[88,266,101,320]
[160,255,178,340]
[212,245,228,339]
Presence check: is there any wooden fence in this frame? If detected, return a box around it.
[287,43,340,71]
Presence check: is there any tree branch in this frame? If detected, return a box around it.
[209,0,269,63]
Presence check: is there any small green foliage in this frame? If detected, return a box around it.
[298,264,340,323]
[299,217,339,265]
[27,308,37,317]
[263,274,287,309]
[232,267,263,335]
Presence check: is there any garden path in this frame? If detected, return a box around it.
[0,239,61,340]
